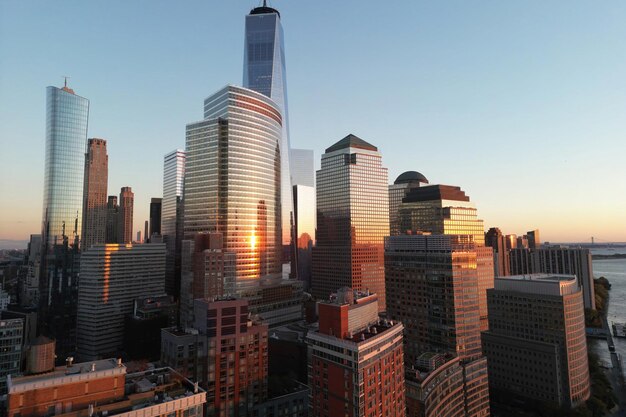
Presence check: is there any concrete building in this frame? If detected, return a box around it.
[117,187,134,244]
[81,138,108,250]
[312,135,390,311]
[307,289,405,417]
[509,246,596,309]
[149,197,162,240]
[482,274,591,407]
[124,295,177,361]
[77,243,165,360]
[7,358,205,417]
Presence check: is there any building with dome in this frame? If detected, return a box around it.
[388,171,429,236]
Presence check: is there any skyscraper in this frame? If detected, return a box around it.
[117,186,134,244]
[388,171,429,236]
[290,148,315,286]
[41,83,89,250]
[527,229,541,249]
[39,82,89,359]
[81,138,108,250]
[184,85,282,292]
[243,3,293,250]
[311,134,389,311]
[105,196,119,243]
[482,274,590,407]
[149,197,162,239]
[485,226,510,277]
[162,149,186,297]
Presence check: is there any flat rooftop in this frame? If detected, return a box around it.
[494,274,579,297]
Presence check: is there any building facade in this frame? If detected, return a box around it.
[482,274,591,407]
[311,134,389,311]
[76,243,165,360]
[388,171,429,236]
[244,3,293,249]
[184,85,283,293]
[39,83,89,359]
[485,227,510,277]
[307,290,405,417]
[291,148,315,286]
[0,319,24,396]
[81,138,108,250]
[162,149,186,297]
[509,246,596,309]
[117,187,134,244]
[7,359,205,417]
[149,197,162,240]
[105,196,118,243]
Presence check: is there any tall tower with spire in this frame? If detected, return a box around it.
[243,2,294,261]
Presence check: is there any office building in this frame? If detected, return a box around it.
[0,319,23,395]
[509,246,595,309]
[485,227,510,277]
[517,235,529,249]
[80,138,108,250]
[117,187,134,244]
[76,243,165,360]
[311,135,389,311]
[244,3,294,250]
[307,289,405,417]
[290,148,315,286]
[39,82,88,359]
[7,359,205,417]
[184,85,282,292]
[527,229,541,249]
[124,295,177,361]
[505,234,517,250]
[105,196,118,243]
[194,298,268,416]
[395,184,494,331]
[162,149,186,297]
[482,274,590,407]
[149,197,162,239]
[290,148,314,187]
[389,171,429,236]
[21,235,41,307]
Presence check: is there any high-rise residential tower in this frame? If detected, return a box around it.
[307,289,405,417]
[184,85,282,293]
[162,149,186,297]
[39,82,89,359]
[311,134,389,311]
[81,138,108,250]
[41,83,89,250]
[388,171,429,236]
[117,186,134,244]
[244,3,294,250]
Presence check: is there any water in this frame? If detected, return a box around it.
[589,251,626,377]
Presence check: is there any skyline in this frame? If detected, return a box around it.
[1,1,626,244]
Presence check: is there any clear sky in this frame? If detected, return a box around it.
[1,1,625,246]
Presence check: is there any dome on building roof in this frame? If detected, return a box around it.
[394,171,429,185]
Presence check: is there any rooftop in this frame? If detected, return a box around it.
[494,274,579,297]
[403,184,470,203]
[394,171,429,185]
[325,134,378,153]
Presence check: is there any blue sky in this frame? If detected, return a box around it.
[1,1,625,244]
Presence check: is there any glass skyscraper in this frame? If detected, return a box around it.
[162,149,186,297]
[243,4,293,248]
[40,83,89,359]
[184,85,282,293]
[311,134,390,311]
[42,84,89,248]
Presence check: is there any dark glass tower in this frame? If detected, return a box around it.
[40,83,89,359]
[243,3,294,252]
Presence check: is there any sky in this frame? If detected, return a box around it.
[1,1,625,247]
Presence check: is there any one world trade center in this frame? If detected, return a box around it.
[243,2,294,259]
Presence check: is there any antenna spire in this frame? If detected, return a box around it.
[63,76,69,88]
[263,0,267,6]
